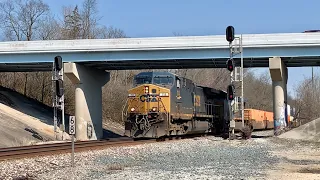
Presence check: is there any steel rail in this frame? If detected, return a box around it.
[0,138,155,161]
[0,138,133,152]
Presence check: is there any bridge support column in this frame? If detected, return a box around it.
[269,57,288,135]
[64,63,110,141]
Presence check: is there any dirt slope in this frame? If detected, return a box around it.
[0,87,68,148]
[0,86,126,147]
[279,118,320,142]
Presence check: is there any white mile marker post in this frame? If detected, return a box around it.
[69,116,76,167]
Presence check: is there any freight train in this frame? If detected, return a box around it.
[123,71,297,139]
[123,71,230,139]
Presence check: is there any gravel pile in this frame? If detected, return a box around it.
[0,136,283,180]
[279,118,320,142]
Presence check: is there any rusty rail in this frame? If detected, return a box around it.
[0,138,155,161]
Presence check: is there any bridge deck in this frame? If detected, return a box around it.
[0,32,320,71]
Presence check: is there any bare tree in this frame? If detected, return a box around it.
[0,0,52,101]
[293,74,320,124]
[61,0,126,40]
[99,26,127,38]
[61,5,82,39]
[19,0,49,41]
[0,0,50,41]
[38,14,61,40]
[0,0,23,41]
[80,0,100,39]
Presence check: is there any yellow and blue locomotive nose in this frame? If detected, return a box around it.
[127,84,170,115]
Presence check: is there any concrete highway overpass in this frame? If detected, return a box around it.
[0,32,319,140]
[0,32,320,71]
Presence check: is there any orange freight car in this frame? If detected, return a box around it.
[244,109,274,130]
[234,109,274,130]
[234,109,295,131]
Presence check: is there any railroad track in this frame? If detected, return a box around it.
[0,137,156,161]
[0,132,260,161]
[0,134,210,161]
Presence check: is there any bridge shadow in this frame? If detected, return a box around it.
[103,129,125,138]
[233,130,274,139]
[0,86,73,132]
[250,134,274,138]
[0,86,61,125]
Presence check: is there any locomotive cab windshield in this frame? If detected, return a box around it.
[134,75,152,86]
[133,73,174,87]
[153,75,174,87]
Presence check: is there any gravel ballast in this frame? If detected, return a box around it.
[0,136,320,180]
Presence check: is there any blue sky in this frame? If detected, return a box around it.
[44,0,320,97]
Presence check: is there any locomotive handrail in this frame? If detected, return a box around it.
[121,98,129,122]
[205,103,214,116]
[159,97,169,121]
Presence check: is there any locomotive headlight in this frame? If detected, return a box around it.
[159,92,169,97]
[128,94,135,97]
[152,107,157,112]
[130,107,135,112]
[144,86,149,94]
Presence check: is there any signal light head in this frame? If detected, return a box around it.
[54,56,63,71]
[55,79,64,98]
[227,59,234,72]
[227,84,235,101]
[226,26,235,43]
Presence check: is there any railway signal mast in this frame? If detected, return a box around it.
[52,56,65,140]
[225,26,244,138]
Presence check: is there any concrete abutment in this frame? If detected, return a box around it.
[269,57,288,135]
[64,63,110,141]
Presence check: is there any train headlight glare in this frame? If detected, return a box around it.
[130,107,135,112]
[152,107,157,112]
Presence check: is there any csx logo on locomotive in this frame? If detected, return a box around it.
[139,94,158,102]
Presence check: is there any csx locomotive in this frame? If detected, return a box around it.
[123,71,230,139]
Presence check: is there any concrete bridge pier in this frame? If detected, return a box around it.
[64,63,110,141]
[269,57,288,135]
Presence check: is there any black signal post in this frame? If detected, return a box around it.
[225,25,245,136]
[53,55,65,137]
[225,25,237,139]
